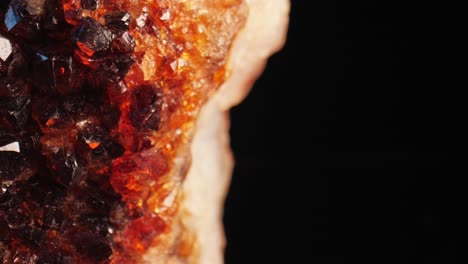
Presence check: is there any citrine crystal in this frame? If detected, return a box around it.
[1,0,247,263]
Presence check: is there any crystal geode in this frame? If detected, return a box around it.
[0,0,247,262]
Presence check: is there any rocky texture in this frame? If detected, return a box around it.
[0,0,247,263]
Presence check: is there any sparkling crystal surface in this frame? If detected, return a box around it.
[0,0,247,263]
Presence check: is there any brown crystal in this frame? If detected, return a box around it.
[1,0,247,263]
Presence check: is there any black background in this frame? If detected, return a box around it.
[224,1,457,263]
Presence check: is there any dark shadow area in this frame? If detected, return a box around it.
[225,1,457,263]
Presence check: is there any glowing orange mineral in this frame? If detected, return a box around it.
[0,0,247,262]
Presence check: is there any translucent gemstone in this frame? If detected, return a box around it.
[129,85,161,131]
[0,79,31,129]
[111,31,135,53]
[32,55,85,95]
[105,11,131,33]
[43,0,72,39]
[119,214,165,252]
[74,17,112,56]
[44,148,79,185]
[92,54,134,81]
[3,0,44,41]
[0,0,248,262]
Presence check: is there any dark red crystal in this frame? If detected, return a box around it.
[1,0,247,262]
[1,0,128,262]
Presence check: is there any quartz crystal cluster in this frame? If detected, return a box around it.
[0,0,246,263]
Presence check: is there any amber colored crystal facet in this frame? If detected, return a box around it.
[1,0,247,263]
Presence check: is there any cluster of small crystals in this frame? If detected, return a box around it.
[1,0,246,263]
